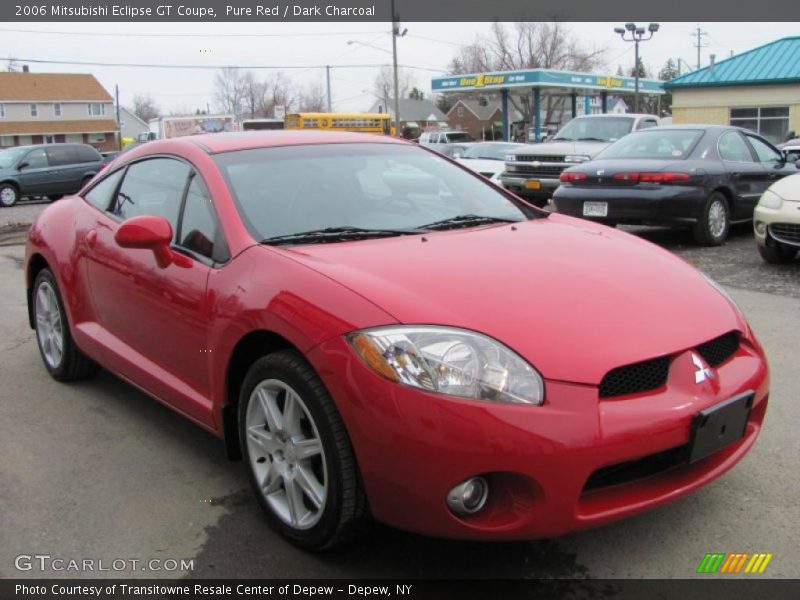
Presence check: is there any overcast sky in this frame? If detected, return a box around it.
[2,21,797,114]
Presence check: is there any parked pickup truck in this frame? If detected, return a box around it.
[500,113,659,206]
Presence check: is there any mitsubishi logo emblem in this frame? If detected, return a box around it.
[692,353,715,384]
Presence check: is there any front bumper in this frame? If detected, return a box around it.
[307,333,768,540]
[552,185,707,225]
[754,204,800,248]
[500,174,560,204]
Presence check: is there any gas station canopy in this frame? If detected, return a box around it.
[432,68,665,141]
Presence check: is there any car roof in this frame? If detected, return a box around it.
[570,113,657,119]
[164,130,406,154]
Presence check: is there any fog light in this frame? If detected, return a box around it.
[755,221,767,235]
[447,477,488,516]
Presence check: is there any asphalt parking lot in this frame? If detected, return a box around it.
[0,213,798,580]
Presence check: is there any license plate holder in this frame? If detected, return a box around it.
[583,201,608,217]
[688,391,753,463]
[524,179,541,190]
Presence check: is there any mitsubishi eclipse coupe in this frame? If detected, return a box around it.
[25,131,768,550]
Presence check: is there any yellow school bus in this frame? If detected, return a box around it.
[284,112,394,135]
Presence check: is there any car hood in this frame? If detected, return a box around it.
[455,158,504,175]
[276,214,743,385]
[767,172,800,201]
[513,140,610,158]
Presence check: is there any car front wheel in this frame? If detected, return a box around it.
[32,269,97,381]
[694,192,730,246]
[238,350,367,550]
[0,183,19,207]
[758,242,797,263]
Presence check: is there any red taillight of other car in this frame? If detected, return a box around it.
[559,172,588,183]
[612,172,692,184]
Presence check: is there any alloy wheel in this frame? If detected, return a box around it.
[245,379,328,530]
[0,186,18,207]
[34,281,64,369]
[708,199,727,239]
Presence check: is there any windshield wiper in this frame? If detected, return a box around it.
[552,137,573,141]
[418,214,522,231]
[577,137,606,142]
[261,226,423,246]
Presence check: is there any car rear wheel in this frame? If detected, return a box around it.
[238,350,367,550]
[758,242,797,263]
[47,195,63,202]
[693,192,730,246]
[33,269,98,381]
[0,183,20,207]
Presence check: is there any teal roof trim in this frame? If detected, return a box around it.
[665,37,800,89]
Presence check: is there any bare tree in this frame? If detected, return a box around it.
[445,22,605,129]
[373,66,414,106]
[241,71,268,119]
[131,94,160,122]
[259,72,294,118]
[214,67,246,116]
[298,81,327,112]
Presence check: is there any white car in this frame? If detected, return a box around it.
[754,167,800,262]
[454,142,528,181]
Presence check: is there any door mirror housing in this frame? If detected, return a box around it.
[17,162,29,170]
[114,215,191,269]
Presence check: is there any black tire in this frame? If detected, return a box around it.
[0,182,20,207]
[238,350,367,550]
[693,191,730,246]
[47,195,64,202]
[32,269,98,381]
[80,176,94,189]
[758,242,797,263]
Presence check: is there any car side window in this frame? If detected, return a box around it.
[718,132,754,162]
[75,145,101,163]
[85,169,125,211]
[637,119,658,130]
[111,158,191,231]
[178,174,228,262]
[46,145,77,167]
[23,148,48,169]
[747,136,783,163]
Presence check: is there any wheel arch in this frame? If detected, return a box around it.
[222,329,298,460]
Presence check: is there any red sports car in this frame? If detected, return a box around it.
[25,132,768,550]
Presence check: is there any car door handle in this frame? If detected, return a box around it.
[85,229,97,249]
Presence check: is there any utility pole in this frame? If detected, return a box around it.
[326,65,332,112]
[390,0,401,137]
[115,84,121,151]
[693,26,708,69]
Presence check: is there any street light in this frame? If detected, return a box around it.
[614,22,659,113]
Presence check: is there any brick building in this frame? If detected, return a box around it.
[446,99,523,140]
[0,71,118,151]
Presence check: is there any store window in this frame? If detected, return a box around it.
[730,107,789,144]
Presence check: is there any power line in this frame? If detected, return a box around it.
[11,56,447,73]
[0,27,385,38]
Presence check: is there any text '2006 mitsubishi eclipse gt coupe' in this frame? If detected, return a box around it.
[25,131,768,549]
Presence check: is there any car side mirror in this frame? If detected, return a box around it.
[17,162,29,170]
[114,215,191,269]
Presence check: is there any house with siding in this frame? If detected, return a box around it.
[0,71,118,151]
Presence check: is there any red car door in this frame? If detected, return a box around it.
[84,157,215,426]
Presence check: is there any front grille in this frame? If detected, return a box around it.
[513,154,565,163]
[696,331,740,367]
[598,356,670,398]
[769,223,800,245]
[583,445,688,491]
[513,164,565,177]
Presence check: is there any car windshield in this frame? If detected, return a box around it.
[596,129,704,160]
[445,132,474,143]
[0,147,28,168]
[461,143,524,160]
[215,143,529,243]
[552,117,635,143]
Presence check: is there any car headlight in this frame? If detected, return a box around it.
[758,189,783,209]
[348,326,544,405]
[565,154,592,163]
[505,155,517,162]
